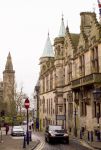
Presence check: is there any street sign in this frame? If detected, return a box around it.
[24,98,30,109]
[56,115,66,120]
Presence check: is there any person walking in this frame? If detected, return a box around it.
[5,124,9,135]
[36,121,39,131]
[32,123,34,131]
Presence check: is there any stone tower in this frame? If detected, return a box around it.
[40,32,54,93]
[3,52,15,114]
[54,15,66,125]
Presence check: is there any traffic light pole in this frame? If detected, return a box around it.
[27,108,29,145]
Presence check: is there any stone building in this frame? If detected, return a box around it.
[0,52,15,115]
[38,11,101,137]
[33,80,40,124]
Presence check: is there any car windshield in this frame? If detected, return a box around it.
[49,125,62,131]
[13,126,23,131]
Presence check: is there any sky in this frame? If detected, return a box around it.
[0,0,99,97]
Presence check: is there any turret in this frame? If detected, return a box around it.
[54,15,65,87]
[39,33,54,93]
[40,32,54,70]
[40,32,54,64]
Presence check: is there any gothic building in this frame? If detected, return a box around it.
[38,11,101,138]
[0,52,15,115]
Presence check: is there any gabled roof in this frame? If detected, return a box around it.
[70,33,80,48]
[41,33,54,58]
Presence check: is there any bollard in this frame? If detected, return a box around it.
[88,131,90,141]
[80,130,82,139]
[29,131,32,141]
[30,131,32,141]
[91,131,93,142]
[97,130,100,141]
[0,130,3,143]
[26,131,29,145]
[23,134,26,148]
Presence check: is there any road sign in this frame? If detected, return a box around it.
[56,115,66,120]
[24,98,30,109]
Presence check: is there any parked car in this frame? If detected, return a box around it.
[11,126,24,136]
[45,125,69,144]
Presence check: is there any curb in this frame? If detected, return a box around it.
[71,137,98,150]
[31,140,40,150]
[86,142,101,150]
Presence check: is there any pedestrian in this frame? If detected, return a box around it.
[36,121,39,131]
[32,123,34,131]
[5,124,9,135]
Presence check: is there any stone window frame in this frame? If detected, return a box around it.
[79,54,85,76]
[68,62,72,82]
[91,46,99,73]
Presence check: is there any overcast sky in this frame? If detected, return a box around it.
[0,0,99,97]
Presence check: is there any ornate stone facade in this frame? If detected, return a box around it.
[38,12,101,137]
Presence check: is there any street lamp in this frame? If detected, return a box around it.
[93,88,101,101]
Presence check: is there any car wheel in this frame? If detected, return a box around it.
[47,137,51,143]
[66,140,69,144]
[45,137,47,142]
[64,138,69,144]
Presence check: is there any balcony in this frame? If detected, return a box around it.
[71,73,101,89]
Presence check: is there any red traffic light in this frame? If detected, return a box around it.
[24,98,30,109]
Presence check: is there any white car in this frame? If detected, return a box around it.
[11,126,24,136]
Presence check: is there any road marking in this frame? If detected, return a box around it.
[11,136,24,139]
[34,140,45,150]
[32,134,45,150]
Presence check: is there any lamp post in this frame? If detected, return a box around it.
[93,88,101,141]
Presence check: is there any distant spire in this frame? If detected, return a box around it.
[66,20,69,33]
[58,13,66,37]
[5,52,13,70]
[97,0,101,23]
[93,3,96,12]
[41,32,54,58]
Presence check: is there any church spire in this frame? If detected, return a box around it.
[41,32,54,58]
[58,14,66,37]
[97,0,101,23]
[5,52,13,71]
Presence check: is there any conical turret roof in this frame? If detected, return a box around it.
[58,15,66,37]
[5,52,13,70]
[41,33,54,58]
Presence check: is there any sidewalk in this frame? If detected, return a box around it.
[86,140,101,150]
[71,135,101,150]
[0,134,40,150]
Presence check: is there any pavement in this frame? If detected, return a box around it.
[0,128,40,150]
[85,140,101,150]
[71,136,101,150]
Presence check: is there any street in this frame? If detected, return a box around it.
[32,132,95,150]
[0,127,96,150]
